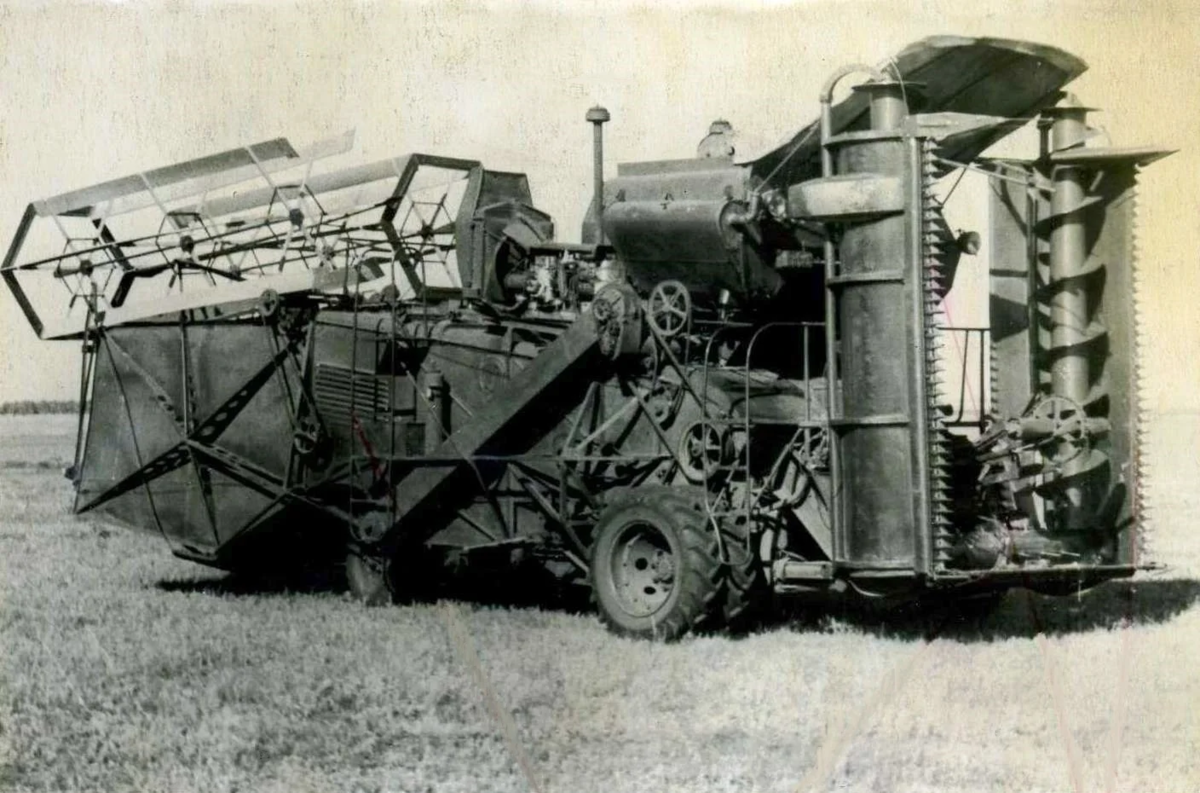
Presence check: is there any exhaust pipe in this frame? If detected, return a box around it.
[586,105,611,244]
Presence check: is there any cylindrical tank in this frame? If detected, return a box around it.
[832,81,917,565]
[601,198,782,302]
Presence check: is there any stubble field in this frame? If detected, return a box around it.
[1,413,1198,793]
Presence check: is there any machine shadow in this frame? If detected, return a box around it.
[154,566,345,597]
[773,578,1200,643]
[155,565,1200,643]
[154,560,596,614]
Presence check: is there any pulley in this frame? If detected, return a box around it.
[645,279,692,338]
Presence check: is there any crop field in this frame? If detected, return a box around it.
[1,413,1198,793]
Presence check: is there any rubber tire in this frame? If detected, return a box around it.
[345,542,445,607]
[720,518,770,631]
[344,548,392,607]
[589,487,722,641]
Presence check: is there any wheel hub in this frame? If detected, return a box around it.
[611,522,677,617]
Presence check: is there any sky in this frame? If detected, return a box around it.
[0,0,1197,412]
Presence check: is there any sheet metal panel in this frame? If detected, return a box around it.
[745,36,1087,186]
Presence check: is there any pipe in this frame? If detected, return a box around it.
[586,106,611,244]
[819,112,841,560]
[818,63,887,105]
[859,79,908,131]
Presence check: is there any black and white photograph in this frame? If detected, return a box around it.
[1,1,1197,791]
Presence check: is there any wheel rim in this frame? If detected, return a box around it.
[608,520,677,618]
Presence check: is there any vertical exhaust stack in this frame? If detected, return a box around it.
[586,106,610,244]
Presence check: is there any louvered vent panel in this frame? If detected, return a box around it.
[313,363,390,424]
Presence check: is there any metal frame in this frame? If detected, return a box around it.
[1,148,484,340]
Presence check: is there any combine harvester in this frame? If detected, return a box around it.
[2,36,1172,638]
